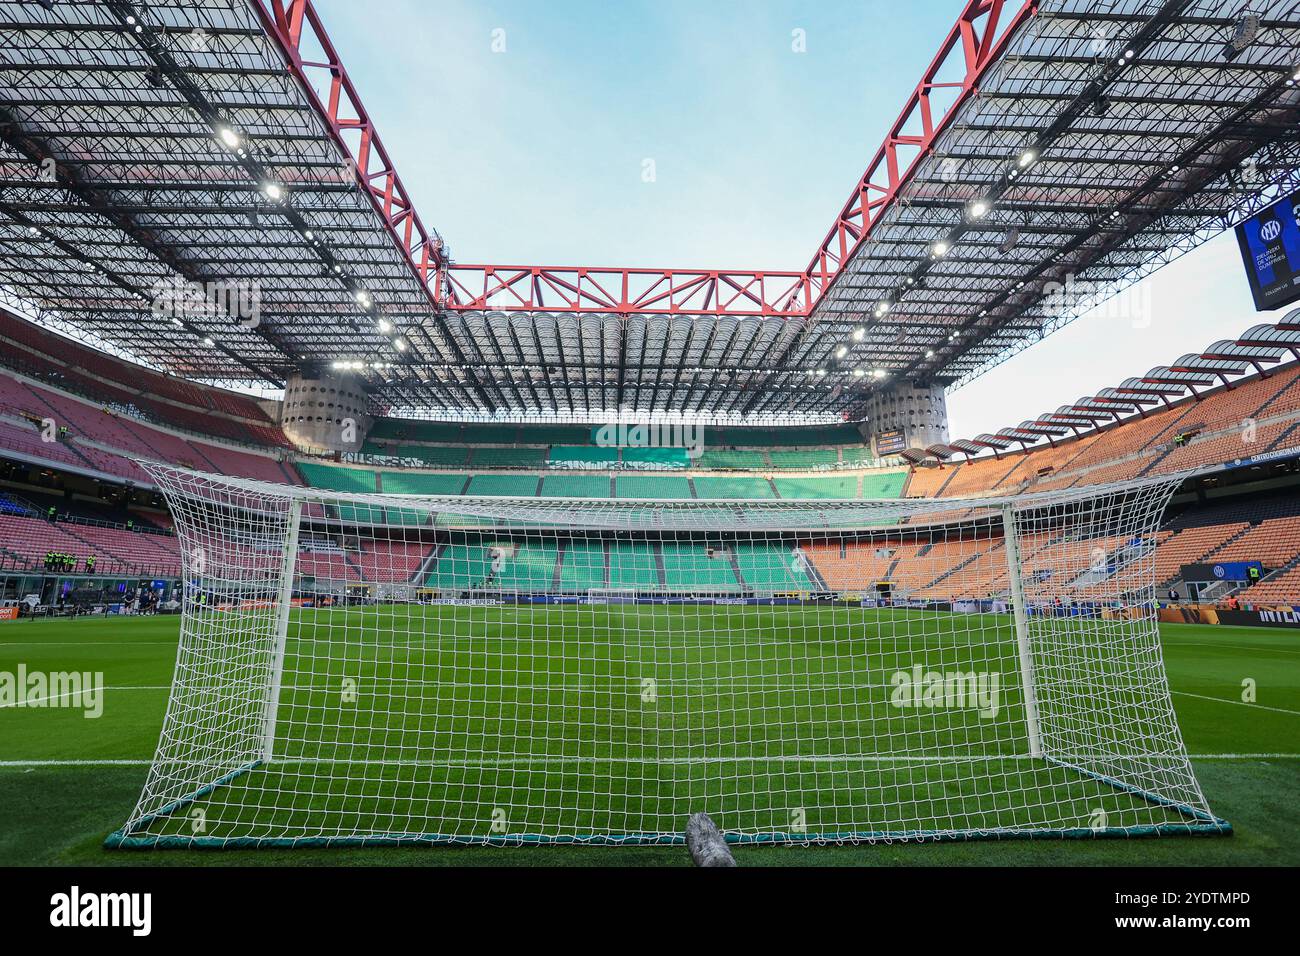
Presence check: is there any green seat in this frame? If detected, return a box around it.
[608,543,662,589]
[379,471,467,496]
[297,461,378,493]
[620,447,689,468]
[694,449,770,470]
[768,449,840,470]
[540,474,612,498]
[469,446,548,468]
[424,543,492,590]
[464,474,539,497]
[860,471,907,499]
[773,475,859,499]
[733,543,814,591]
[549,446,620,467]
[692,475,775,499]
[660,544,739,590]
[397,445,469,467]
[557,541,606,591]
[490,542,558,592]
[615,475,692,499]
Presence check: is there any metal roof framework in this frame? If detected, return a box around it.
[0,0,1299,422]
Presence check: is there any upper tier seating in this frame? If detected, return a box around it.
[694,449,770,470]
[767,449,839,469]
[469,446,548,468]
[0,370,294,485]
[0,309,284,447]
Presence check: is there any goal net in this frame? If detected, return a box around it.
[107,463,1228,848]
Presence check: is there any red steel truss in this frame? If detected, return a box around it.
[442,265,812,318]
[800,0,1033,312]
[256,0,1034,318]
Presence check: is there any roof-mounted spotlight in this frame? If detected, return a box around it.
[967,199,991,220]
[852,326,866,342]
[261,180,285,202]
[376,318,392,334]
[875,300,891,317]
[1017,148,1037,169]
[932,239,950,258]
[852,367,865,378]
[835,345,848,359]
[872,369,888,379]
[925,349,935,359]
[202,337,215,347]
[393,338,407,352]
[216,126,241,150]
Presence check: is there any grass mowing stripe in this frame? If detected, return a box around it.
[2,611,1297,863]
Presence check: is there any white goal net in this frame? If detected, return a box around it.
[107,462,1228,848]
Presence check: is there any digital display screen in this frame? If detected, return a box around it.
[875,428,906,454]
[1235,189,1300,311]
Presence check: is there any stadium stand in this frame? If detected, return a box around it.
[0,309,285,448]
[6,307,1300,609]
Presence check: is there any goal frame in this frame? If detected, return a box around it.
[106,463,1232,848]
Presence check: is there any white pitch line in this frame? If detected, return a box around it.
[1160,639,1300,656]
[1171,690,1300,717]
[1,753,1297,769]
[0,641,175,647]
[0,685,169,708]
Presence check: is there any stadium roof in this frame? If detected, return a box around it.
[2,0,1300,422]
[917,310,1300,460]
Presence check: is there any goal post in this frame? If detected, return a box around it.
[107,462,1229,848]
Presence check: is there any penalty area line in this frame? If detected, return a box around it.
[1171,690,1300,717]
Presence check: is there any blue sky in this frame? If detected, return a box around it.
[314,0,1282,437]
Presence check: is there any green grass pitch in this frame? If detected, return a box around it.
[0,608,1296,866]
